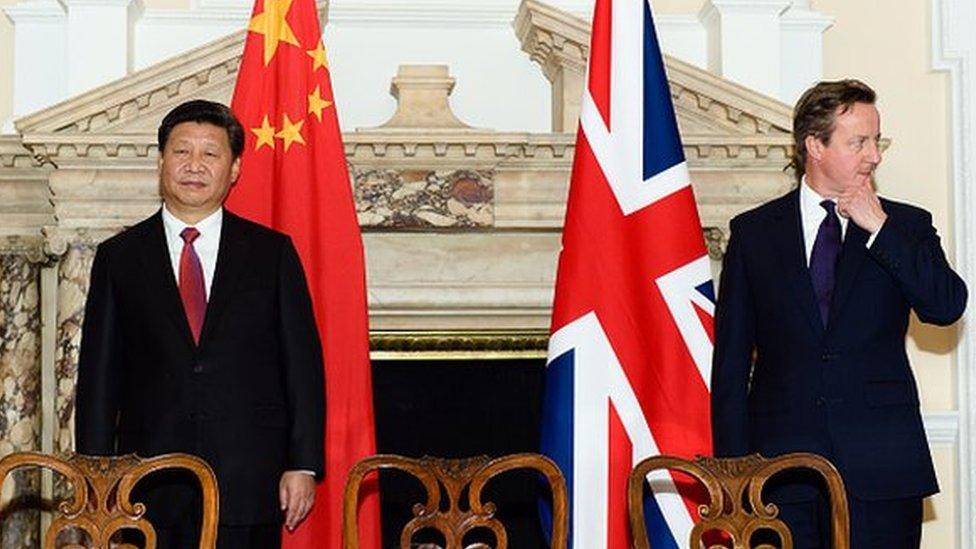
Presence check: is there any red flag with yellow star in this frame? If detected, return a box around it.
[226,0,380,546]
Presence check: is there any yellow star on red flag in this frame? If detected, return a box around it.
[251,115,276,150]
[306,40,329,71]
[275,113,306,151]
[308,85,333,122]
[248,0,300,66]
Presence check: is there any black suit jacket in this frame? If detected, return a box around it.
[75,210,325,525]
[711,190,966,501]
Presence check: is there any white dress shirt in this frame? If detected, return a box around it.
[799,177,879,266]
[162,206,223,299]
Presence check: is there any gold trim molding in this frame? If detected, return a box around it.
[369,330,549,360]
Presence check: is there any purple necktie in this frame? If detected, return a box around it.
[179,227,206,343]
[809,200,841,327]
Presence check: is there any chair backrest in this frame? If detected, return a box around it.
[0,452,218,549]
[343,453,568,549]
[628,453,849,549]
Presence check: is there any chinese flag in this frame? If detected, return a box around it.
[226,0,380,547]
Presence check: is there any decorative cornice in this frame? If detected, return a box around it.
[514,0,589,82]
[2,0,66,24]
[345,131,575,168]
[0,136,46,169]
[0,235,48,264]
[15,130,793,169]
[140,0,326,27]
[42,227,120,258]
[20,134,157,166]
[666,54,792,135]
[779,6,834,32]
[699,0,791,21]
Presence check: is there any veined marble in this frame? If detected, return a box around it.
[0,251,42,549]
[355,169,494,228]
[53,243,96,458]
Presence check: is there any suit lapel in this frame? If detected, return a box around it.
[769,191,825,338]
[198,212,251,346]
[826,221,869,333]
[138,211,197,349]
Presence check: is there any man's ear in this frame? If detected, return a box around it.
[230,156,242,184]
[805,134,825,162]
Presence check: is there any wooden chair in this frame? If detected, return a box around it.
[0,452,219,549]
[628,453,849,549]
[343,453,568,549]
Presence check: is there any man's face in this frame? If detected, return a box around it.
[158,121,241,219]
[806,101,882,196]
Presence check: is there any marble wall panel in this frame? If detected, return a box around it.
[53,244,96,458]
[0,251,41,549]
[355,169,493,228]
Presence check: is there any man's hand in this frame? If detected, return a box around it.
[837,180,887,234]
[279,471,316,531]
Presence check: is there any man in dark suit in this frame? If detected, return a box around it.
[75,100,325,548]
[711,79,967,548]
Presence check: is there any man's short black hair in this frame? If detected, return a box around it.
[158,100,245,159]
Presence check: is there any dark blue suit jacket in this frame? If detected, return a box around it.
[711,189,967,501]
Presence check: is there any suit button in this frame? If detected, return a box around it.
[816,397,825,406]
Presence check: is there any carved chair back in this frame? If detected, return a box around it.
[0,452,218,549]
[628,453,849,549]
[343,453,568,549]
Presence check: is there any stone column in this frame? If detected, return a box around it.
[63,0,143,96]
[0,137,52,548]
[42,231,104,460]
[699,0,791,100]
[2,0,67,126]
[779,0,833,104]
[0,238,45,549]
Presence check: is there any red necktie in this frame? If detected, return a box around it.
[179,227,206,343]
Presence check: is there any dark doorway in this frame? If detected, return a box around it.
[372,358,550,548]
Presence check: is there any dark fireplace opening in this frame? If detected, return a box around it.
[372,357,551,548]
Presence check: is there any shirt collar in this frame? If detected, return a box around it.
[162,205,223,243]
[800,175,833,213]
[800,175,848,234]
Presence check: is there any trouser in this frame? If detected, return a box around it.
[771,491,923,549]
[153,523,282,549]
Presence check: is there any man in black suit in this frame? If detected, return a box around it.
[711,79,967,548]
[75,100,325,548]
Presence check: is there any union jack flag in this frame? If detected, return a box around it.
[540,0,714,546]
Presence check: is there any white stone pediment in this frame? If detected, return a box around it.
[14,0,792,168]
[14,30,245,163]
[514,0,793,145]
